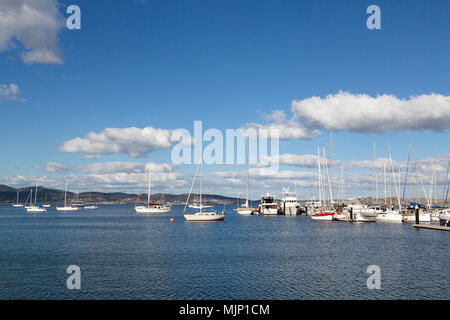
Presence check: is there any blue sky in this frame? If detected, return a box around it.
[0,0,449,199]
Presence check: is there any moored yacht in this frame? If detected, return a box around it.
[258,193,279,215]
[12,191,24,207]
[279,187,299,216]
[376,210,403,223]
[26,179,47,213]
[135,170,171,214]
[56,180,82,211]
[183,161,225,222]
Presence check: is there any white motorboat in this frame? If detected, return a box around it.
[26,206,47,213]
[56,179,82,211]
[439,210,450,226]
[83,205,98,210]
[349,205,378,222]
[135,170,171,214]
[376,210,403,223]
[279,187,299,216]
[258,193,279,215]
[183,161,225,222]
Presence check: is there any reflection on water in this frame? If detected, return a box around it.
[0,204,448,299]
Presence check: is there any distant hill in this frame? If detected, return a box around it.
[0,184,259,206]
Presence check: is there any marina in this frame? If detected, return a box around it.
[0,203,448,300]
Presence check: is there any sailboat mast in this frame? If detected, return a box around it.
[402,141,411,203]
[383,163,387,205]
[442,157,450,202]
[245,136,249,207]
[200,158,203,213]
[317,147,322,207]
[373,141,377,202]
[147,170,151,206]
[64,179,68,206]
[34,179,38,204]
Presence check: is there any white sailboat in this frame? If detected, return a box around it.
[12,190,24,207]
[26,179,47,213]
[84,193,98,209]
[135,170,171,214]
[237,137,254,215]
[183,161,225,222]
[311,145,335,221]
[56,180,81,211]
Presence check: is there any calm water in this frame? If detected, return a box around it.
[0,204,448,300]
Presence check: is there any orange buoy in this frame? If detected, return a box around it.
[170,218,174,222]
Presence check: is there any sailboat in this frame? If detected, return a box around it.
[311,146,334,221]
[24,188,34,209]
[135,170,171,214]
[12,190,24,207]
[84,193,98,209]
[237,137,254,215]
[26,179,47,213]
[183,161,225,221]
[56,180,81,211]
[42,193,51,208]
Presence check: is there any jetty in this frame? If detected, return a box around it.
[413,224,450,232]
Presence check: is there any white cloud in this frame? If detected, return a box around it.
[0,83,23,101]
[292,91,450,133]
[60,126,191,158]
[39,161,176,175]
[78,154,101,160]
[243,110,319,140]
[0,0,64,64]
[245,92,450,140]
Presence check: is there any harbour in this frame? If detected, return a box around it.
[0,203,448,300]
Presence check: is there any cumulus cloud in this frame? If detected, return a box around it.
[0,0,64,64]
[78,154,101,160]
[0,83,24,101]
[39,161,176,175]
[243,110,319,140]
[292,92,450,133]
[60,126,192,158]
[245,92,450,140]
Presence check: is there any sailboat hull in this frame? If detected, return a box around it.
[26,207,47,213]
[376,212,403,223]
[56,206,81,211]
[237,208,253,215]
[135,206,171,213]
[402,213,431,222]
[184,213,225,221]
